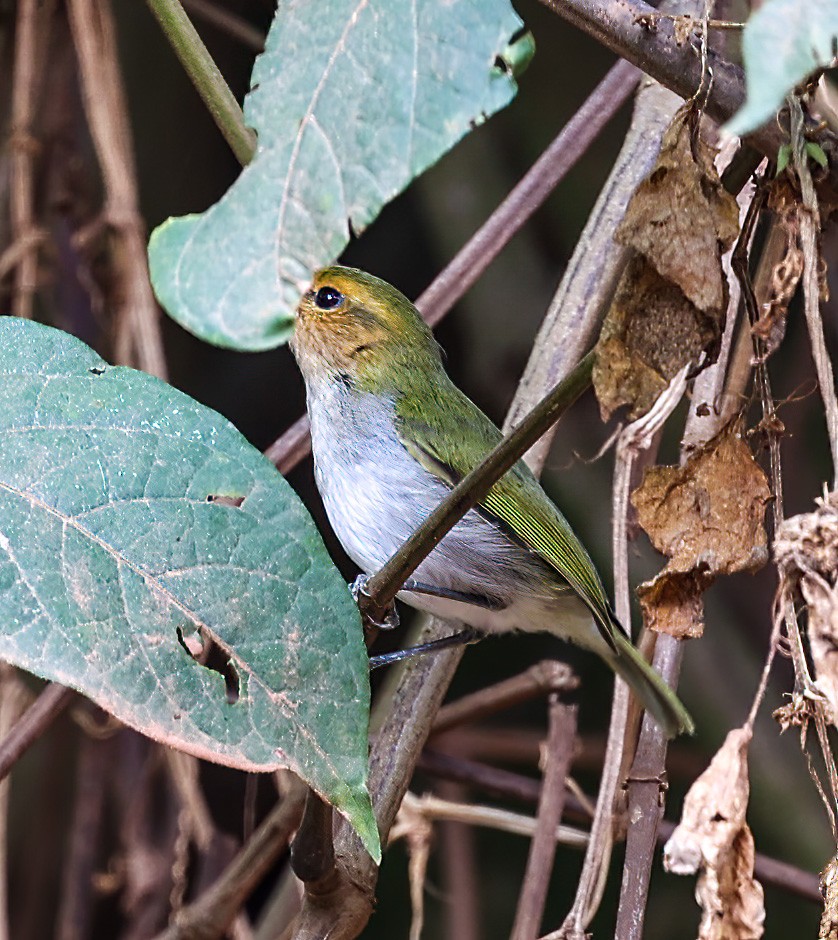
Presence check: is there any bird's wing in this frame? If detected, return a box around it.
[395,385,617,650]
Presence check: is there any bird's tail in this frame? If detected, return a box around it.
[607,628,694,738]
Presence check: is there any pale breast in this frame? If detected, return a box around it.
[305,379,563,619]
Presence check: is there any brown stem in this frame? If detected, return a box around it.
[8,0,41,320]
[67,0,168,379]
[0,683,74,782]
[614,636,684,939]
[55,732,110,940]
[511,699,577,940]
[419,750,823,904]
[430,660,578,735]
[290,791,335,884]
[154,783,307,940]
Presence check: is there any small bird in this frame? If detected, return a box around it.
[290,266,693,737]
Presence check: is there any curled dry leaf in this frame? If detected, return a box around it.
[632,422,770,638]
[820,853,838,940]
[664,727,765,940]
[593,103,740,420]
[775,491,838,723]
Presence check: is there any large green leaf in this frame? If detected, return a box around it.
[724,0,838,136]
[0,319,379,860]
[148,0,532,350]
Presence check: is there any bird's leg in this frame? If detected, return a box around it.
[350,574,400,630]
[369,628,485,669]
[401,578,506,610]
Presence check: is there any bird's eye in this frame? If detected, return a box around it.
[314,286,344,310]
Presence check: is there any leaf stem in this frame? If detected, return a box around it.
[359,352,594,622]
[145,0,256,166]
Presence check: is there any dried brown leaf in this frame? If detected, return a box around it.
[593,258,713,420]
[820,853,838,940]
[664,728,765,940]
[593,104,739,420]
[632,422,771,637]
[616,104,739,312]
[775,492,838,723]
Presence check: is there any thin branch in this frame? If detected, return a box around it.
[264,59,640,476]
[359,352,594,622]
[8,0,40,319]
[416,58,640,329]
[394,791,588,849]
[155,784,307,940]
[67,0,168,379]
[0,668,30,940]
[511,699,578,940]
[614,636,684,940]
[418,750,823,904]
[430,660,577,735]
[0,683,74,782]
[55,732,110,940]
[146,0,257,166]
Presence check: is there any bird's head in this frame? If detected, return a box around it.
[291,266,440,390]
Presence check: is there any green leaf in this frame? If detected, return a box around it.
[148,0,530,351]
[0,319,379,861]
[724,0,838,136]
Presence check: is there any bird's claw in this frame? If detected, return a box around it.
[350,575,400,630]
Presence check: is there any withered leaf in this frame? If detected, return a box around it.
[820,854,838,940]
[616,104,740,313]
[593,257,715,420]
[664,728,765,940]
[593,104,739,421]
[775,492,838,724]
[632,422,770,638]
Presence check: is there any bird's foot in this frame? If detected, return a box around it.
[350,575,400,630]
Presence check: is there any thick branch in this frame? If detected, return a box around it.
[540,0,838,184]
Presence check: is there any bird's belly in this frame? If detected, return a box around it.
[315,446,602,646]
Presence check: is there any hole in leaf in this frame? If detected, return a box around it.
[88,366,106,375]
[176,627,240,704]
[206,493,245,508]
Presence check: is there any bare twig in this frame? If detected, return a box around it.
[511,699,578,940]
[0,682,74,782]
[55,731,110,940]
[789,98,838,485]
[146,0,256,165]
[0,667,30,940]
[155,783,307,940]
[264,60,640,476]
[67,0,168,379]
[393,791,588,849]
[418,750,823,903]
[430,660,577,735]
[551,369,689,940]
